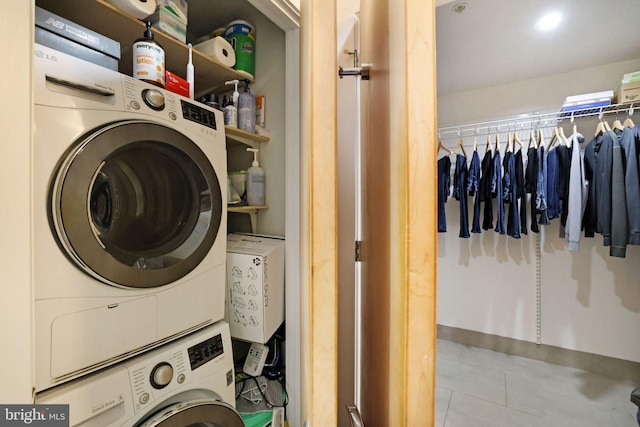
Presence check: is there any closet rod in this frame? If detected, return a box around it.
[437,102,635,139]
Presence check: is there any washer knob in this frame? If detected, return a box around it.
[142,88,165,111]
[150,362,173,389]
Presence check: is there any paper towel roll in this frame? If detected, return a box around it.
[104,0,157,19]
[195,36,236,68]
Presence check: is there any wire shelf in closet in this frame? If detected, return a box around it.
[437,101,636,140]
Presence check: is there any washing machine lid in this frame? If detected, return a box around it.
[137,399,244,427]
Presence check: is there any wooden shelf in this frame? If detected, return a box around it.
[225,126,270,146]
[227,205,269,213]
[35,0,251,97]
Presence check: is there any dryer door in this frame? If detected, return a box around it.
[137,400,244,427]
[51,120,223,288]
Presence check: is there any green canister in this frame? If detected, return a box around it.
[224,20,255,80]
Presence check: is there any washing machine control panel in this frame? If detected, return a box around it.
[127,330,229,413]
[188,333,224,370]
[128,349,187,411]
[122,77,180,122]
[142,88,166,111]
[150,362,174,389]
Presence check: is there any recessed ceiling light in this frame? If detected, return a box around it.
[535,12,562,31]
[451,2,467,14]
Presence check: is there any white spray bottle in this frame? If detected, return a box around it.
[246,148,265,206]
[224,80,239,127]
[186,43,194,99]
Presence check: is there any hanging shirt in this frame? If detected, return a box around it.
[437,156,451,232]
[556,144,572,237]
[480,149,494,230]
[525,146,539,233]
[615,127,640,245]
[565,132,586,252]
[515,149,527,235]
[503,151,520,238]
[582,135,600,238]
[467,150,482,233]
[610,130,627,258]
[492,150,506,234]
[536,146,550,225]
[546,147,560,220]
[597,132,614,246]
[453,153,470,238]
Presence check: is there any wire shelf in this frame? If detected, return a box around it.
[437,102,636,140]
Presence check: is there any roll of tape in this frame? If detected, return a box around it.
[194,36,236,68]
[104,0,157,19]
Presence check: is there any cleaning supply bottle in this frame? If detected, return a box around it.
[238,79,256,133]
[224,80,239,127]
[133,21,165,88]
[223,95,237,127]
[246,148,265,206]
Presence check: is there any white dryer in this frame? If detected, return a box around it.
[33,44,228,391]
[35,321,244,427]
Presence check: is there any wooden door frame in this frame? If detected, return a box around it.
[301,0,437,425]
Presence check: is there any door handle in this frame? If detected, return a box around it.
[338,64,370,80]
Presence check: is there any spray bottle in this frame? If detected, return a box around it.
[224,80,239,127]
[238,79,256,133]
[186,43,194,99]
[246,148,265,206]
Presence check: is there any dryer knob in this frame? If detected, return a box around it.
[150,362,174,389]
[142,89,165,111]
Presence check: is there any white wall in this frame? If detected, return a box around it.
[437,58,640,363]
[0,1,34,403]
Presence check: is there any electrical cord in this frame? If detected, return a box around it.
[235,374,288,408]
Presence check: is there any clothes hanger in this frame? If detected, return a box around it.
[486,135,493,153]
[623,105,635,128]
[456,138,467,157]
[612,118,625,131]
[473,136,478,152]
[528,130,537,149]
[624,117,636,128]
[513,132,524,150]
[545,128,559,152]
[507,132,514,153]
[438,140,453,155]
[495,134,501,154]
[538,128,545,149]
[595,120,608,137]
[558,127,570,147]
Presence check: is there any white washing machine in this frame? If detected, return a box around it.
[35,321,244,427]
[33,44,228,391]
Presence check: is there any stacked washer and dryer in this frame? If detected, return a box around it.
[32,44,243,426]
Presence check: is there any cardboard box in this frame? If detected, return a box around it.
[226,234,285,344]
[615,81,640,104]
[165,70,189,97]
[35,6,121,70]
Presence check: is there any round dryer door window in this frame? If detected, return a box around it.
[51,120,223,288]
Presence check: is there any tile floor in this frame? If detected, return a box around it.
[436,339,640,427]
